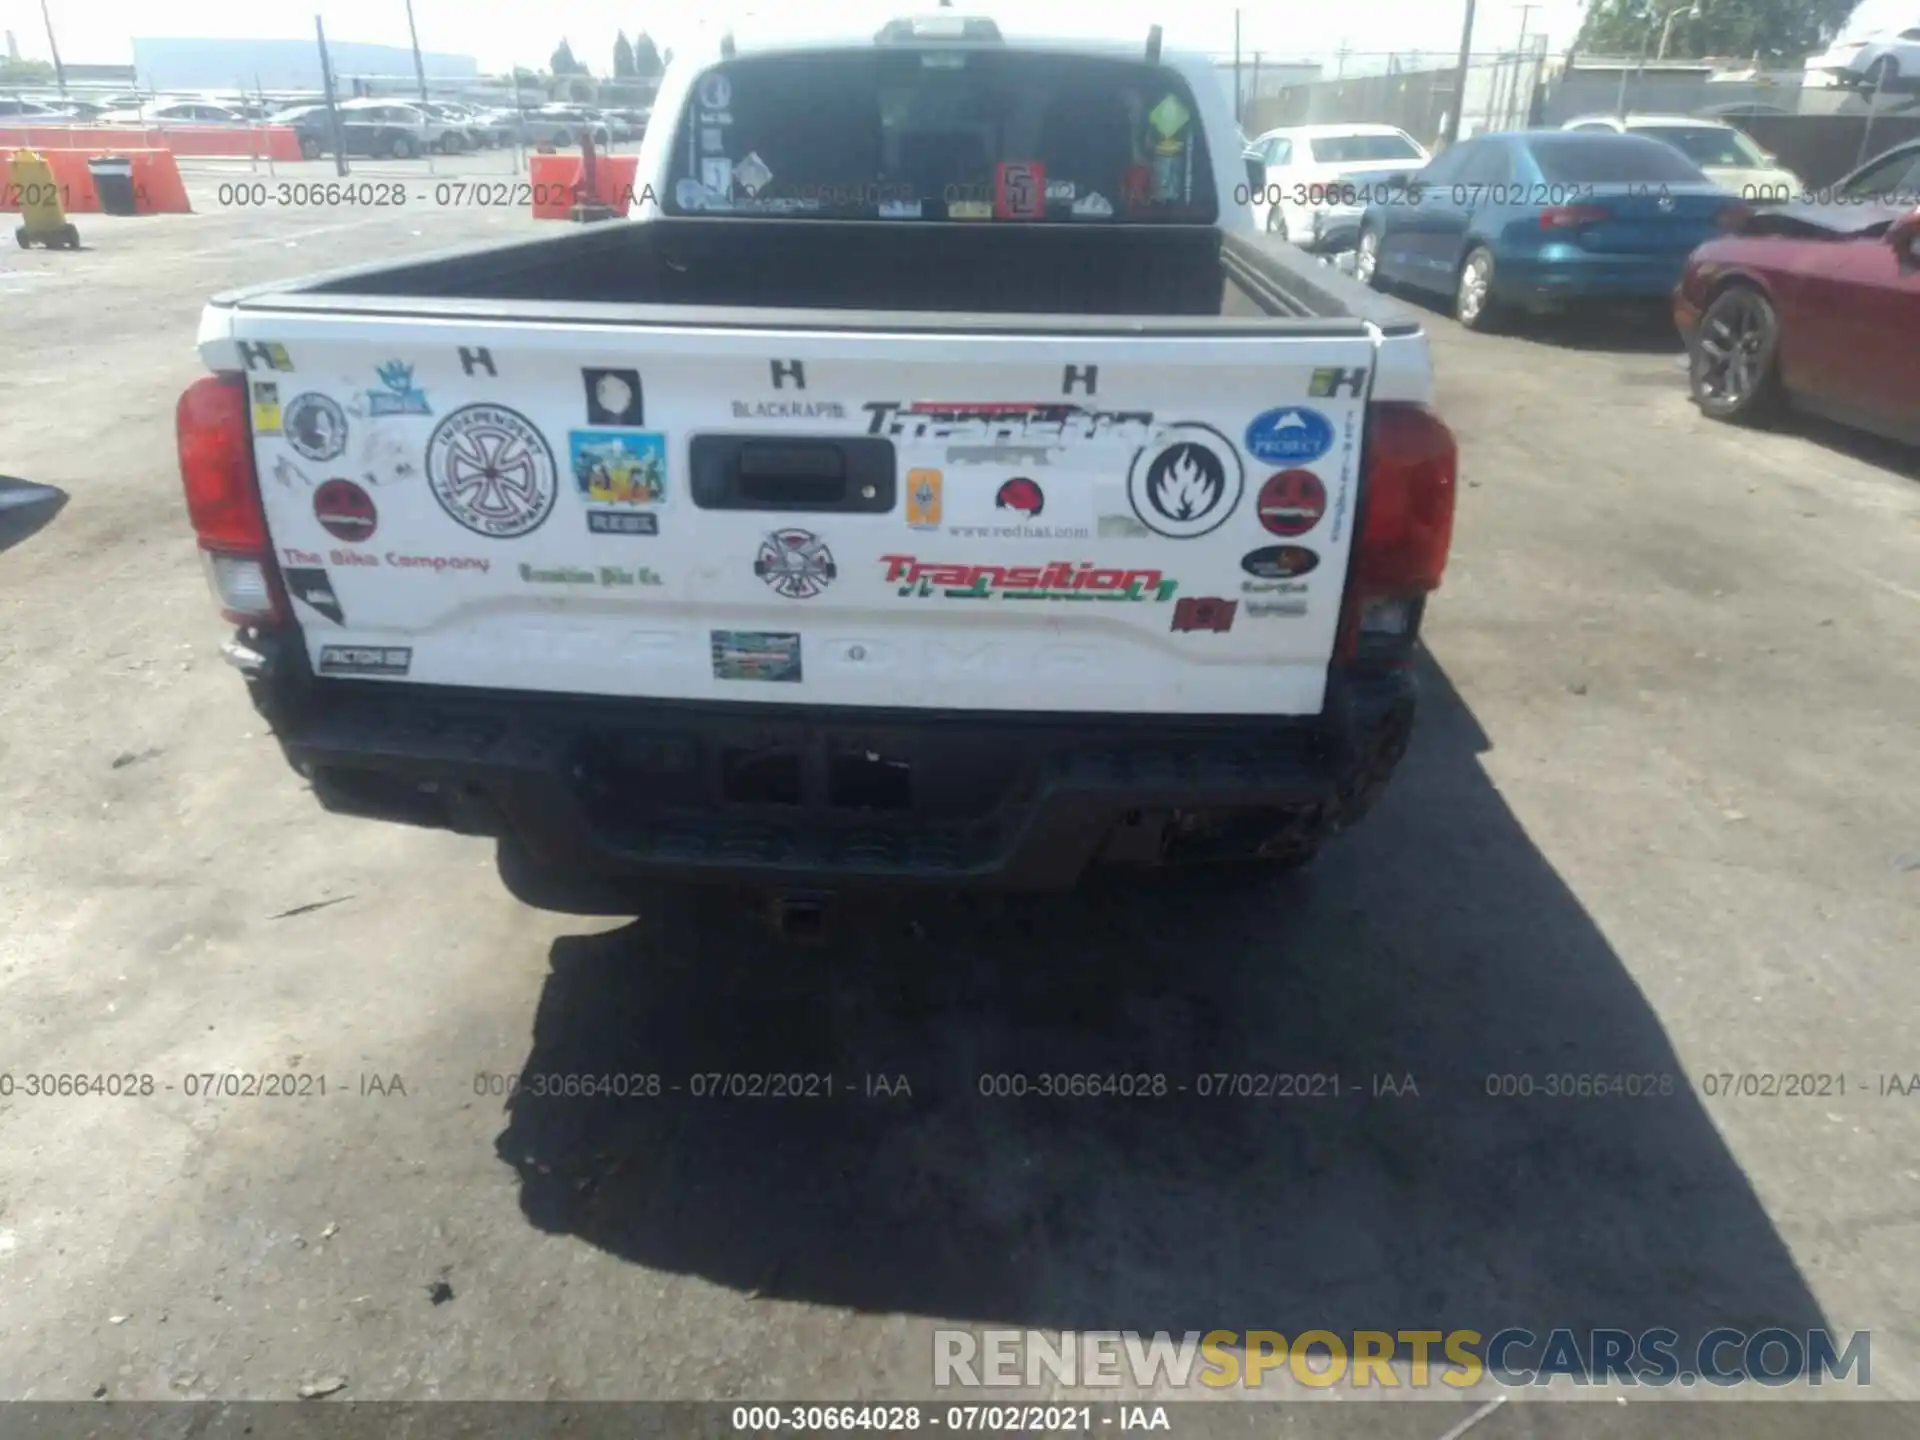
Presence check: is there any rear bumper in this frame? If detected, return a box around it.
[238,632,1417,892]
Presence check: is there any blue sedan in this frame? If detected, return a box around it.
[1353,130,1744,330]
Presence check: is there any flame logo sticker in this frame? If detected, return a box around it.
[1126,424,1243,539]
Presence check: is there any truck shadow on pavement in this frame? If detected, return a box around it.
[495,652,1825,1349]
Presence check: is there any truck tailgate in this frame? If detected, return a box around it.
[224,317,1375,716]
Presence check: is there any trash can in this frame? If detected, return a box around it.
[87,155,138,217]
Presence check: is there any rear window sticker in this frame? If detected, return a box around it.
[1072,192,1114,218]
[1148,93,1192,140]
[1045,179,1075,203]
[949,200,992,220]
[995,161,1045,219]
[733,152,773,195]
[700,158,734,197]
[697,73,733,110]
[700,126,725,154]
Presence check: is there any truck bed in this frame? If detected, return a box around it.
[211,218,1422,333]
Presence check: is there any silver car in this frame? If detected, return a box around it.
[522,105,613,148]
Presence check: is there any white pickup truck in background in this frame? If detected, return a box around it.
[176,15,1458,929]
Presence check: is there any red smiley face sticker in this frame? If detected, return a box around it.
[314,478,378,543]
[1256,470,1326,538]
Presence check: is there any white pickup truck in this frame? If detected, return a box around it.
[176,16,1458,926]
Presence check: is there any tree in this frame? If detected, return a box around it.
[1573,0,1861,64]
[632,32,664,77]
[0,57,55,84]
[550,38,588,76]
[614,31,636,77]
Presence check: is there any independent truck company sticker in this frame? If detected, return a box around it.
[426,404,558,539]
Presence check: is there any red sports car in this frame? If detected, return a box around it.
[1673,201,1920,445]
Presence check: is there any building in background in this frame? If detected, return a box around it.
[131,37,478,93]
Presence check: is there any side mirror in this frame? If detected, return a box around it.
[1243,149,1265,199]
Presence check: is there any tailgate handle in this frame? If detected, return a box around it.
[690,435,897,514]
[737,442,847,506]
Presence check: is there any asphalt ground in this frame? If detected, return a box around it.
[0,158,1916,1436]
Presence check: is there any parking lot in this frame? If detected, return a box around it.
[1,162,1918,1425]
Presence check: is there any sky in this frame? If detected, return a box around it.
[2,0,1911,78]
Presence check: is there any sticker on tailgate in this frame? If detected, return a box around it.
[426,404,558,539]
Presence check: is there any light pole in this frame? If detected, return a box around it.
[403,0,431,105]
[1442,0,1478,146]
[37,0,66,94]
[1656,3,1697,60]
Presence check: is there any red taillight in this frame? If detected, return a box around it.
[1338,402,1458,664]
[177,373,283,626]
[1539,204,1610,230]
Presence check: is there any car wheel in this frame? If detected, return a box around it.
[299,135,321,160]
[1455,246,1505,331]
[1265,204,1287,240]
[1355,226,1385,289]
[1689,283,1784,425]
[14,225,29,250]
[551,129,571,147]
[390,134,415,159]
[1865,56,1900,91]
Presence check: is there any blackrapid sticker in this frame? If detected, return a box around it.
[284,393,348,462]
[582,368,644,426]
[1126,424,1244,540]
[712,630,801,683]
[284,568,345,624]
[426,404,559,540]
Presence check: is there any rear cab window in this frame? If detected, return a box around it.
[664,46,1218,223]
[1527,135,1710,185]
[1307,132,1424,165]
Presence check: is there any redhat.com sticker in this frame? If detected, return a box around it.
[314,478,378,542]
[1256,469,1326,538]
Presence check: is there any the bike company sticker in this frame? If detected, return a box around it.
[1126,424,1244,540]
[712,630,801,684]
[1171,596,1237,634]
[906,470,943,530]
[1245,406,1334,465]
[995,161,1045,219]
[283,567,344,624]
[313,479,378,543]
[882,556,1179,603]
[367,361,431,417]
[1241,544,1320,580]
[317,644,411,677]
[284,393,348,462]
[250,381,282,435]
[995,477,1045,519]
[754,529,837,599]
[1256,469,1327,537]
[426,404,558,539]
